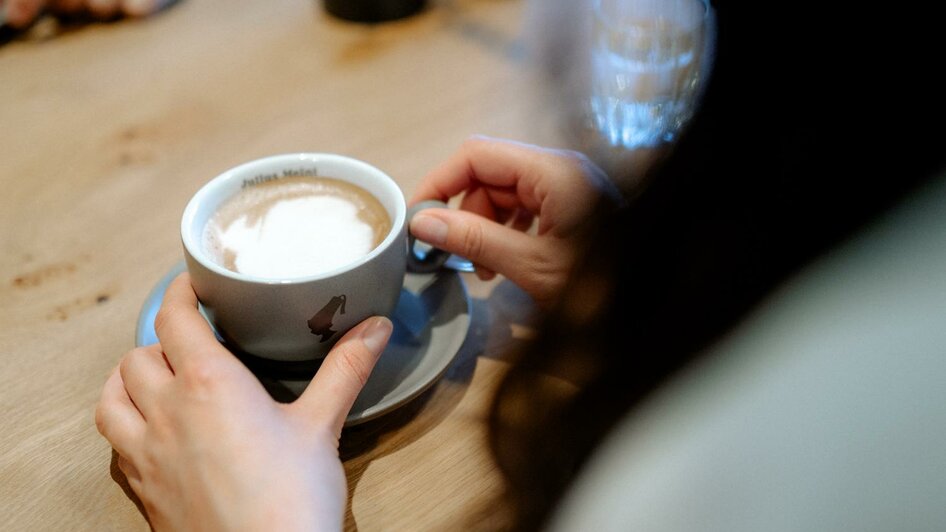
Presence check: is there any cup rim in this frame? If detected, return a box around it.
[181,152,406,285]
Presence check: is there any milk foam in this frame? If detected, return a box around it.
[202,177,390,279]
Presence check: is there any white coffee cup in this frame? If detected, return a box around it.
[181,153,447,362]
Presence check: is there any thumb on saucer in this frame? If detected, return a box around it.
[292,316,392,438]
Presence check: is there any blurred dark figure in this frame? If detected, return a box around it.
[490,1,946,530]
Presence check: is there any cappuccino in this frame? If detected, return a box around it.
[202,176,391,279]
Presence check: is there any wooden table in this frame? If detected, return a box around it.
[0,1,557,529]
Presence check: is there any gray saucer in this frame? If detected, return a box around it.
[136,262,471,425]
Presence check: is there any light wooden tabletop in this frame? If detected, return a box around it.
[0,1,559,529]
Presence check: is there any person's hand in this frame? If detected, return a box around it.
[410,136,615,308]
[94,273,392,531]
[2,0,170,30]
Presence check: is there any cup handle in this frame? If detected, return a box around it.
[406,200,453,274]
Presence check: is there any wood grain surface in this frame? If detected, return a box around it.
[0,1,559,529]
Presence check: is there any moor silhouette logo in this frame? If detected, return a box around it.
[307,295,347,342]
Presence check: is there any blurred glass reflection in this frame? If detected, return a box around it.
[524,0,715,192]
[590,0,712,148]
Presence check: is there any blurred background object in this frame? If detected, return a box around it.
[524,0,714,194]
[323,0,427,23]
[589,0,711,149]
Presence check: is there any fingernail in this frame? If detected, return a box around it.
[411,213,448,246]
[361,317,393,354]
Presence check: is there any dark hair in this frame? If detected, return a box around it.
[488,2,944,530]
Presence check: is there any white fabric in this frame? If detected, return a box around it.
[551,175,946,531]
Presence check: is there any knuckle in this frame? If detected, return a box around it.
[462,134,489,151]
[520,246,571,305]
[118,347,145,375]
[181,362,219,395]
[459,221,486,261]
[552,148,599,183]
[557,148,597,174]
[94,403,109,436]
[152,304,180,336]
[557,148,587,164]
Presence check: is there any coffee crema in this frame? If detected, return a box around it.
[202,176,392,279]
